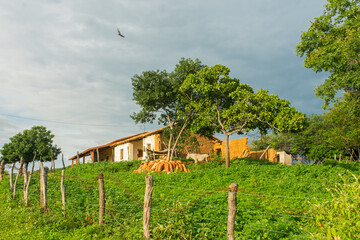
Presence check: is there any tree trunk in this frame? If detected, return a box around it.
[169,123,187,162]
[224,133,230,168]
[167,132,173,161]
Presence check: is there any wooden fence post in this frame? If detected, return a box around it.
[61,170,66,216]
[227,183,238,240]
[24,160,35,206]
[40,163,49,212]
[143,175,153,239]
[13,157,24,200]
[98,173,105,225]
[76,152,79,165]
[62,154,66,169]
[0,160,4,181]
[23,162,28,203]
[9,163,15,191]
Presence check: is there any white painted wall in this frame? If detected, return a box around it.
[277,151,292,165]
[114,143,130,161]
[143,135,156,159]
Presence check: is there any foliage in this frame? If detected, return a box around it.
[0,126,61,163]
[180,64,306,168]
[1,159,360,239]
[251,115,335,164]
[250,132,293,152]
[310,173,360,239]
[296,0,360,107]
[251,98,360,163]
[323,95,360,159]
[131,58,204,160]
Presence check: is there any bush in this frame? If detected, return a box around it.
[310,173,360,239]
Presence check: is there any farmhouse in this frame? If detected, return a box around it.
[69,126,224,164]
[68,126,291,165]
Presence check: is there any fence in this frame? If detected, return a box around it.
[0,163,329,239]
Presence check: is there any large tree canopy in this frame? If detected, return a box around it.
[131,58,204,160]
[181,64,306,168]
[296,0,360,107]
[1,126,61,164]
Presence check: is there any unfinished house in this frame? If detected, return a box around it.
[276,151,292,165]
[68,126,222,164]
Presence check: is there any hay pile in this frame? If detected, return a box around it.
[133,160,190,174]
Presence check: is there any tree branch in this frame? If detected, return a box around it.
[257,117,281,132]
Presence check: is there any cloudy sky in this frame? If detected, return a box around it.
[0,0,328,166]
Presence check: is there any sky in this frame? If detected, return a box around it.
[0,0,329,167]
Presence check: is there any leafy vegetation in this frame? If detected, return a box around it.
[1,159,360,239]
[251,100,360,164]
[180,64,306,168]
[131,58,204,161]
[1,126,61,164]
[296,0,360,107]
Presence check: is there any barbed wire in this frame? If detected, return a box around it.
[0,171,341,239]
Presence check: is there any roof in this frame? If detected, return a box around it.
[68,125,222,160]
[68,125,170,160]
[68,132,146,160]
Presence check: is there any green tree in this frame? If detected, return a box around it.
[296,0,360,107]
[251,110,359,164]
[131,58,204,160]
[0,126,61,165]
[323,95,360,160]
[181,64,306,168]
[250,132,293,152]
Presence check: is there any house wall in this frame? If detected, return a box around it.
[213,137,250,160]
[154,133,162,151]
[143,135,156,159]
[196,134,218,154]
[277,151,292,165]
[98,148,113,162]
[114,143,131,161]
[248,148,278,163]
[132,139,144,160]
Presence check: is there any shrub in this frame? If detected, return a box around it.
[310,173,360,239]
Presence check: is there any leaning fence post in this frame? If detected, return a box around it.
[0,160,4,181]
[98,173,105,225]
[40,163,49,213]
[143,175,153,240]
[61,170,66,216]
[227,183,238,240]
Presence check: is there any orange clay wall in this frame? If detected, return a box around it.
[213,137,250,159]
[212,137,277,163]
[154,133,162,152]
[248,148,277,163]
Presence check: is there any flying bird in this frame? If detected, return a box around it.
[117,28,125,38]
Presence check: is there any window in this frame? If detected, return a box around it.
[216,148,221,156]
[147,143,151,150]
[120,149,124,160]
[137,149,143,158]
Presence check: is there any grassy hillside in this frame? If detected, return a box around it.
[0,158,359,239]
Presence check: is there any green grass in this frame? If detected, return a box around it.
[1,158,360,239]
